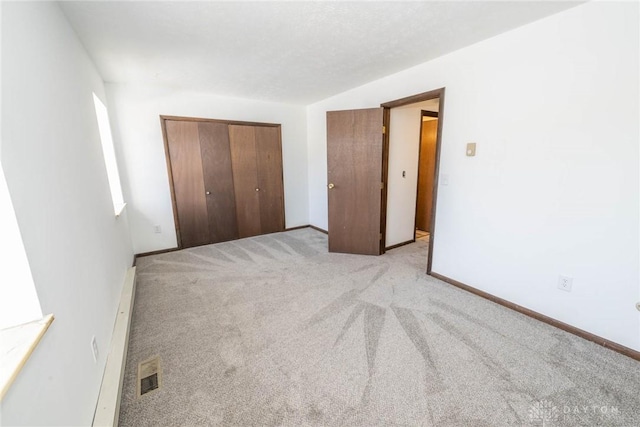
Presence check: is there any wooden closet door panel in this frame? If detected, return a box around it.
[198,122,239,243]
[228,125,261,238]
[165,120,210,247]
[255,126,285,234]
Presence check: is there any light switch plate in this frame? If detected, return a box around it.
[466,142,476,157]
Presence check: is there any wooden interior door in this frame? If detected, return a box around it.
[416,119,438,232]
[198,122,239,243]
[255,126,285,234]
[326,108,384,255]
[165,120,211,247]
[229,125,262,238]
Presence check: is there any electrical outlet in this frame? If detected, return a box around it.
[557,275,573,292]
[153,225,162,234]
[91,336,99,363]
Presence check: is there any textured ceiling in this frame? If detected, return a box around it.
[60,1,582,105]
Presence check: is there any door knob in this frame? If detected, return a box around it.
[205,191,211,195]
[255,188,260,192]
[328,183,335,189]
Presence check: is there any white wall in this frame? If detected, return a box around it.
[307,2,640,350]
[1,3,134,425]
[107,84,309,254]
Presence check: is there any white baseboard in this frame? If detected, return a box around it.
[93,266,137,427]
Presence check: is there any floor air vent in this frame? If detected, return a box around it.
[137,356,162,398]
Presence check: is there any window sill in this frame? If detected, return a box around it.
[114,202,127,218]
[0,314,54,401]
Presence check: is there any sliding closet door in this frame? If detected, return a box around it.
[228,125,261,238]
[198,122,239,243]
[165,120,211,247]
[165,117,285,247]
[255,126,285,234]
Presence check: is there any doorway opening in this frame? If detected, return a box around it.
[323,88,444,264]
[415,109,440,242]
[381,88,445,273]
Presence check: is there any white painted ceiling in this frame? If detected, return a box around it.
[60,1,582,105]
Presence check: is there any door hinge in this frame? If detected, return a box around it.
[382,125,386,134]
[380,182,384,189]
[379,233,383,240]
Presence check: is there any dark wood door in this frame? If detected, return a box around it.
[326,108,384,255]
[165,120,211,247]
[416,119,438,232]
[229,125,262,238]
[229,124,285,238]
[165,118,285,247]
[198,122,239,242]
[255,126,285,234]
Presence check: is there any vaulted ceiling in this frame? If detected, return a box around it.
[60,1,582,105]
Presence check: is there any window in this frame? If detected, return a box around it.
[0,161,52,396]
[0,162,42,330]
[93,93,125,216]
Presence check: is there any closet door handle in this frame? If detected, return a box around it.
[328,183,335,189]
[205,191,211,195]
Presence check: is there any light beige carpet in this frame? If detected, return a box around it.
[119,228,640,426]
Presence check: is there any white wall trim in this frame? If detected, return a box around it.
[93,266,137,427]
